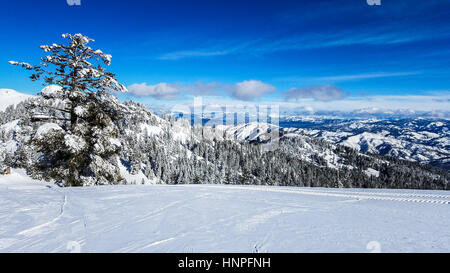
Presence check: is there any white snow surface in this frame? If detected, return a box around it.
[117,158,159,185]
[40,85,62,98]
[0,89,34,111]
[140,123,163,136]
[1,169,449,253]
[364,168,380,178]
[35,123,63,138]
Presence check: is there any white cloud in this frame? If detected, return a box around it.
[230,80,275,101]
[127,82,180,100]
[285,85,345,101]
[127,81,221,99]
[128,80,276,101]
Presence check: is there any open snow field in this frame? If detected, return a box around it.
[1,169,449,253]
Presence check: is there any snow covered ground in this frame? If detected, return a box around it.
[1,169,449,253]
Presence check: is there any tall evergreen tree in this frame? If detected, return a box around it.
[9,33,127,186]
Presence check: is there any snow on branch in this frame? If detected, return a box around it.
[9,33,126,93]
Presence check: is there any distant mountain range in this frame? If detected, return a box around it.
[281,117,449,169]
[0,88,448,189]
[214,117,449,170]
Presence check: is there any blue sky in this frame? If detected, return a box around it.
[1,0,450,111]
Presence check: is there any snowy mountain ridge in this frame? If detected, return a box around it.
[217,117,450,170]
[283,118,450,169]
[0,89,34,111]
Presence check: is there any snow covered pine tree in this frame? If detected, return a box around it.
[9,33,128,186]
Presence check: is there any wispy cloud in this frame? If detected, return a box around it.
[156,24,450,60]
[157,50,229,60]
[316,72,421,82]
[156,40,256,60]
[154,0,450,61]
[245,27,450,56]
[275,71,422,84]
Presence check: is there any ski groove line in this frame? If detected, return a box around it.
[185,185,450,205]
[17,194,67,236]
[296,189,450,199]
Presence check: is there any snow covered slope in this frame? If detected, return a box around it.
[1,169,449,253]
[0,89,34,111]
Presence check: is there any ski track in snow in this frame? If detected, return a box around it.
[16,193,67,237]
[300,189,450,199]
[193,185,450,205]
[1,172,450,252]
